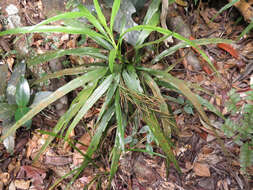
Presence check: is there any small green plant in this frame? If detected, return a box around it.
[14,76,32,128]
[0,0,233,188]
[221,88,253,173]
[0,62,33,152]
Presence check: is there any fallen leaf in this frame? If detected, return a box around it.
[14,179,30,189]
[217,43,239,59]
[7,57,14,72]
[0,172,10,185]
[73,133,91,166]
[193,162,211,177]
[20,165,46,189]
[44,155,72,166]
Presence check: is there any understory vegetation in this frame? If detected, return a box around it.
[0,0,252,188]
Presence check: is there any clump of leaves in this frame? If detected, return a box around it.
[0,61,33,153]
[221,88,253,173]
[0,0,233,188]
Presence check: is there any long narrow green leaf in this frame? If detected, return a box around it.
[30,12,94,27]
[92,35,113,50]
[65,74,113,139]
[136,0,161,46]
[93,0,107,28]
[143,0,161,25]
[27,47,108,66]
[143,72,176,137]
[86,106,115,156]
[152,38,233,64]
[0,25,105,39]
[239,20,253,39]
[109,107,126,185]
[109,136,121,185]
[69,106,115,189]
[109,49,117,72]
[143,110,180,172]
[97,74,120,123]
[137,67,209,124]
[77,4,108,37]
[34,84,97,161]
[122,65,143,93]
[120,25,231,74]
[32,66,100,86]
[115,88,125,151]
[93,0,116,47]
[213,0,240,21]
[110,0,121,31]
[136,11,160,46]
[0,68,107,141]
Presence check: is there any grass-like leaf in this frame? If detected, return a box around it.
[122,65,143,93]
[120,25,234,74]
[87,106,115,156]
[27,47,108,66]
[109,136,121,185]
[137,67,209,124]
[64,74,113,140]
[143,0,161,25]
[152,38,233,64]
[136,0,161,46]
[115,89,125,151]
[143,110,180,171]
[110,0,121,31]
[109,49,117,72]
[0,68,107,141]
[212,0,240,22]
[77,4,108,37]
[32,66,102,86]
[34,83,97,161]
[31,12,96,28]
[93,0,115,47]
[239,20,253,39]
[0,25,105,39]
[97,74,120,123]
[143,72,176,138]
[93,0,107,29]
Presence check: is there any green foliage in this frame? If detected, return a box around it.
[14,76,32,128]
[139,125,159,153]
[1,75,32,129]
[221,88,253,173]
[0,0,237,187]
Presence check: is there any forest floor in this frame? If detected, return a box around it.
[0,0,252,189]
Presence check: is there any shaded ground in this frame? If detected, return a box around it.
[0,0,252,189]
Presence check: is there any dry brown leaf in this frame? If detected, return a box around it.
[73,133,91,166]
[14,179,30,189]
[44,155,72,166]
[193,162,211,177]
[0,172,10,185]
[26,132,49,161]
[7,57,14,72]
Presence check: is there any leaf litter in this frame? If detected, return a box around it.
[0,0,252,189]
